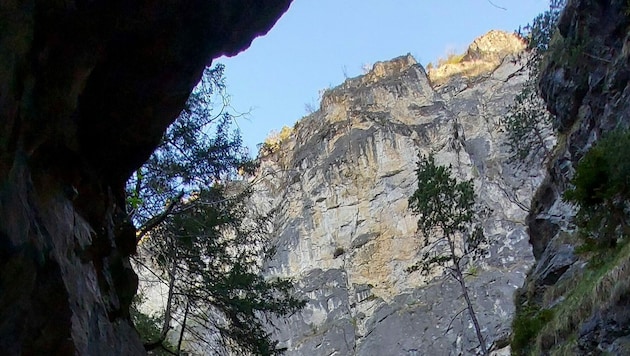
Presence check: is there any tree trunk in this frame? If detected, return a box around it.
[145,257,178,351]
[163,258,178,338]
[177,298,190,354]
[449,238,488,356]
[457,271,488,356]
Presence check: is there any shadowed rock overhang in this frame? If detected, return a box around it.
[0,1,291,354]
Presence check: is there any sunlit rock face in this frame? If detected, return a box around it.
[428,30,526,86]
[249,31,548,355]
[0,1,291,353]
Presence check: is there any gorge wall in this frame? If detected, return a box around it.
[0,1,291,353]
[515,0,630,354]
[250,31,551,355]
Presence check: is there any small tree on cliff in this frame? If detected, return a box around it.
[502,0,566,164]
[407,154,488,355]
[502,82,552,163]
[127,64,304,355]
[564,129,630,248]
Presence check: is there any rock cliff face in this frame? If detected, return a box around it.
[250,32,548,355]
[516,0,630,353]
[0,1,290,353]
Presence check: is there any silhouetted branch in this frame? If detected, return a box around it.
[487,0,507,10]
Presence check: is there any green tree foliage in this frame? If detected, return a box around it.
[127,64,304,355]
[503,0,566,164]
[128,64,253,233]
[510,304,554,354]
[502,83,552,163]
[407,154,488,355]
[521,0,566,76]
[131,294,177,355]
[564,130,630,247]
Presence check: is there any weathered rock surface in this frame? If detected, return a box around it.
[250,32,547,355]
[0,1,290,353]
[429,30,526,86]
[518,0,630,353]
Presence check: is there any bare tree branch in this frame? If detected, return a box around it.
[136,191,185,242]
[487,0,507,10]
[444,308,468,335]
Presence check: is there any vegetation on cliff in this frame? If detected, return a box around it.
[427,30,526,86]
[127,65,304,355]
[564,130,630,247]
[508,1,566,353]
[260,126,294,156]
[518,130,630,354]
[510,0,630,354]
[407,154,489,355]
[501,0,564,165]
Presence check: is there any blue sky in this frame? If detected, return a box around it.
[217,0,550,155]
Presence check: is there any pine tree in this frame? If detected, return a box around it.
[127,64,304,355]
[407,154,488,355]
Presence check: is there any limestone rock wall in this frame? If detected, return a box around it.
[250,32,548,355]
[519,0,630,353]
[0,1,291,353]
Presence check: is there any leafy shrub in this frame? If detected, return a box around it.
[511,304,554,355]
[502,81,552,163]
[564,130,630,247]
